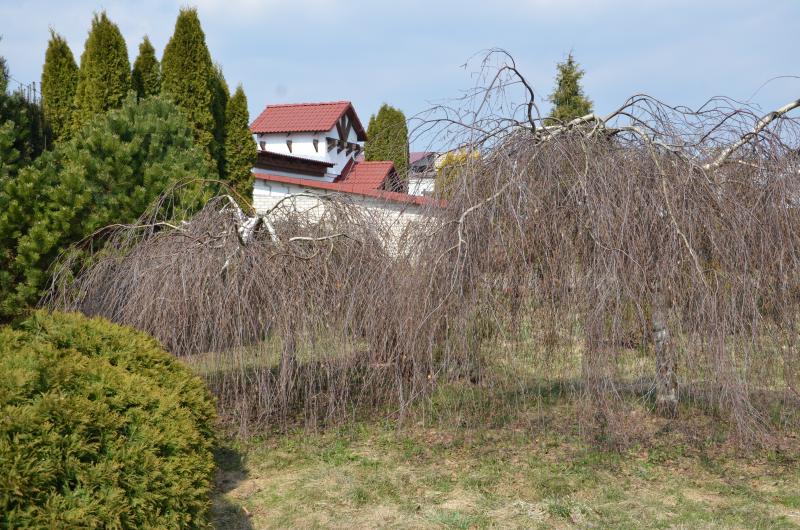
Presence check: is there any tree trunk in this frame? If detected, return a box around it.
[652,300,678,417]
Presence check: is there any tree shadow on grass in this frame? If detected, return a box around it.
[211,444,254,530]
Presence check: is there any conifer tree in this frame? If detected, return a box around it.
[0,95,212,319]
[0,58,18,180]
[71,12,131,133]
[224,84,256,201]
[131,36,160,99]
[161,8,218,168]
[41,30,78,141]
[0,54,6,94]
[364,103,409,186]
[546,52,593,124]
[1,53,45,178]
[211,64,229,176]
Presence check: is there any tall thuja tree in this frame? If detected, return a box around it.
[161,8,219,170]
[546,52,593,124]
[131,36,160,99]
[0,95,213,320]
[224,85,256,201]
[41,30,78,141]
[72,12,131,133]
[364,103,409,191]
[210,64,229,177]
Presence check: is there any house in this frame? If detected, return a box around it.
[249,101,437,238]
[408,151,438,196]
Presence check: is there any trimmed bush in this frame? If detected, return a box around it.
[0,311,216,529]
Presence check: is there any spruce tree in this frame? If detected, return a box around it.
[161,8,218,168]
[71,12,131,133]
[131,36,160,99]
[41,31,78,141]
[546,52,593,124]
[224,85,256,201]
[364,103,409,189]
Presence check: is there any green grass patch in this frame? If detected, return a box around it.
[211,417,800,529]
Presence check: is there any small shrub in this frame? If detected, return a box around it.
[0,311,216,528]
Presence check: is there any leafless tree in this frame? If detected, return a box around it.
[48,51,800,445]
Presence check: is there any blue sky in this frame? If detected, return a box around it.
[1,0,798,149]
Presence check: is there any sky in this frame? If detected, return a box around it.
[1,0,798,150]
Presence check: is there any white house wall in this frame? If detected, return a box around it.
[253,179,427,248]
[260,132,319,158]
[255,125,362,178]
[252,167,335,183]
[408,177,436,197]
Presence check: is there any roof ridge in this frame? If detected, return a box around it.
[265,100,351,108]
[250,100,366,140]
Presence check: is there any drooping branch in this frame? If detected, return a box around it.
[703,98,800,170]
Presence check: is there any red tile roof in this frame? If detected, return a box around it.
[252,161,441,207]
[338,161,394,190]
[250,101,367,140]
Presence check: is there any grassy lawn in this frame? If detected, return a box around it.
[212,415,799,529]
[203,330,800,529]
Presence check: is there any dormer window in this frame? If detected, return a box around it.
[286,139,293,153]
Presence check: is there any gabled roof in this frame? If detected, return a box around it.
[250,101,367,140]
[337,161,394,190]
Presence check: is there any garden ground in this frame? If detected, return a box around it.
[211,403,800,529]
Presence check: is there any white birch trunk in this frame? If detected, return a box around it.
[652,298,678,416]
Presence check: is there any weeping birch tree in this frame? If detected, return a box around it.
[47,50,800,445]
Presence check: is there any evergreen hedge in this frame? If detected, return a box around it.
[0,311,216,529]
